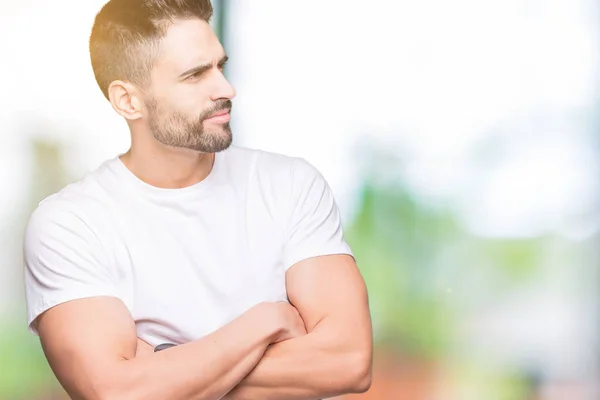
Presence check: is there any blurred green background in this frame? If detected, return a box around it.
[1,0,599,399]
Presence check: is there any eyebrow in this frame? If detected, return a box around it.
[178,54,229,79]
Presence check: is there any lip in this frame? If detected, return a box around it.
[205,109,231,123]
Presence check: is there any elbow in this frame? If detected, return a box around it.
[60,363,142,400]
[351,369,372,394]
[86,373,138,400]
[61,378,120,400]
[93,383,146,400]
[344,351,373,394]
[92,388,137,400]
[86,384,127,400]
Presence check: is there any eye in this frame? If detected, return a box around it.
[186,71,202,81]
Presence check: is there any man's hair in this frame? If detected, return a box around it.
[90,0,213,100]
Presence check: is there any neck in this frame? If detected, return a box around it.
[120,138,215,190]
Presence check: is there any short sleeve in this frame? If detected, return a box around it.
[24,200,120,335]
[282,158,353,271]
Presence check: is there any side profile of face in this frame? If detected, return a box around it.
[143,18,236,153]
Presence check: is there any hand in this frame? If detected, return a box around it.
[271,301,307,343]
[220,304,306,400]
[135,337,154,358]
[248,301,307,344]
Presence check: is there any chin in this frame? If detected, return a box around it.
[205,131,233,152]
[211,126,232,138]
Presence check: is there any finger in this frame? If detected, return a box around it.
[135,338,154,357]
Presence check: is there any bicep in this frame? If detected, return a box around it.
[37,296,137,399]
[286,254,371,340]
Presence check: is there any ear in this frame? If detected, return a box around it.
[108,80,144,120]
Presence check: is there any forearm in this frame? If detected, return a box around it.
[101,307,278,400]
[225,320,371,400]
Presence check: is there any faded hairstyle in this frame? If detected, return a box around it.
[90,0,213,100]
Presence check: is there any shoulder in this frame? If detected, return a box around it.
[223,145,321,183]
[25,193,95,253]
[25,161,117,245]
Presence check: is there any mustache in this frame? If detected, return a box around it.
[200,99,232,120]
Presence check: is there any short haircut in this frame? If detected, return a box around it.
[89,0,214,100]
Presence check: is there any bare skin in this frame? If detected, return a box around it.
[37,17,372,400]
[133,255,373,400]
[38,298,306,400]
[109,19,235,190]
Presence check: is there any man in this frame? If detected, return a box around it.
[23,0,372,399]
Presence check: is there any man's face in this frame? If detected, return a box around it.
[144,18,236,153]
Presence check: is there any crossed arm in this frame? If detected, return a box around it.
[223,254,372,399]
[37,254,372,400]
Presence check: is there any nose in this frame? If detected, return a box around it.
[210,70,236,101]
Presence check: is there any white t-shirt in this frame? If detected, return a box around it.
[23,146,353,346]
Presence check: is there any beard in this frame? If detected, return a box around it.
[146,98,233,153]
